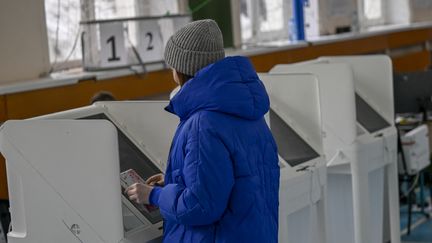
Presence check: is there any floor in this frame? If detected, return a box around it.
[400,190,432,243]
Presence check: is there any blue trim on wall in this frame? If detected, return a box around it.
[292,0,305,41]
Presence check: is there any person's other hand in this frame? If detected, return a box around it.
[146,173,164,186]
[125,183,153,204]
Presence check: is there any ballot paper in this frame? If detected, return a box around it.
[121,169,158,212]
[120,169,145,189]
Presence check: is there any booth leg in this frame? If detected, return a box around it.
[351,160,371,243]
[320,183,329,243]
[0,200,8,243]
[429,172,432,211]
[0,223,4,243]
[0,201,6,243]
[420,173,426,214]
[407,188,413,235]
[386,163,401,243]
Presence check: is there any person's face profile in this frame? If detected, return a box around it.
[172,69,181,85]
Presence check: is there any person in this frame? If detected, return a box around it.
[90,91,116,104]
[125,19,279,242]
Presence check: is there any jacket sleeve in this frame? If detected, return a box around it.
[150,128,234,226]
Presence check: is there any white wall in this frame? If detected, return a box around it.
[385,0,410,25]
[0,0,50,83]
[410,0,432,23]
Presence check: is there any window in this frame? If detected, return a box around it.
[259,0,284,32]
[360,0,385,27]
[240,0,291,45]
[45,0,82,71]
[240,0,253,42]
[364,0,382,20]
[44,0,184,72]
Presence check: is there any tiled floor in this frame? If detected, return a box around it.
[401,214,432,243]
[401,220,432,242]
[400,191,432,243]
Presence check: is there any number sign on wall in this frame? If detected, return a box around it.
[97,19,176,69]
[137,20,163,63]
[100,22,127,68]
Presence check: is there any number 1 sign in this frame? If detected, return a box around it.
[137,20,163,63]
[100,22,127,68]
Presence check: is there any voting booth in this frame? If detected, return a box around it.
[399,124,431,175]
[259,73,327,243]
[319,56,400,243]
[270,55,400,243]
[1,97,326,243]
[0,101,178,243]
[0,120,125,243]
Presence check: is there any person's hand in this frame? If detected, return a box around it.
[125,183,153,204]
[146,173,165,186]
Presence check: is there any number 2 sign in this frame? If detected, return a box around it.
[100,22,127,68]
[137,20,163,63]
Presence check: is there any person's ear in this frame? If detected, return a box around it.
[172,69,180,85]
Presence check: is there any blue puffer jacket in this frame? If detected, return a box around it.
[149,56,279,243]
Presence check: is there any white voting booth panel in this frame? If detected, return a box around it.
[270,63,357,163]
[259,73,327,243]
[37,101,178,243]
[268,64,362,243]
[94,101,178,171]
[1,101,178,243]
[270,57,399,242]
[318,56,400,243]
[34,101,178,172]
[0,120,124,243]
[399,124,431,175]
[270,56,400,243]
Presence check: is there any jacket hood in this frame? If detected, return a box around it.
[166,56,270,121]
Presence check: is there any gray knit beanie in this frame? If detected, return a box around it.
[164,19,225,76]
